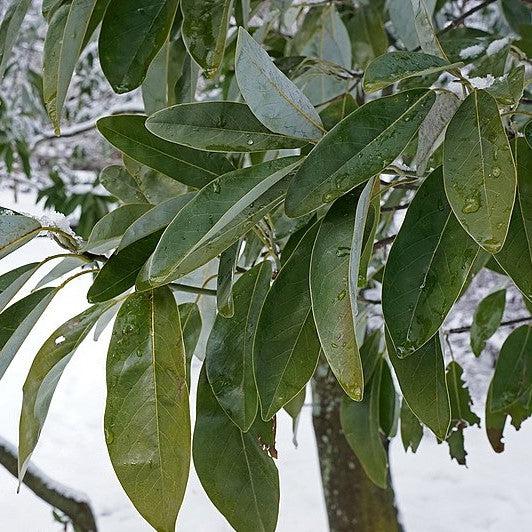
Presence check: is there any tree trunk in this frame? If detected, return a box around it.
[312,365,403,532]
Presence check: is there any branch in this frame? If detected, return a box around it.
[0,436,98,531]
[381,203,410,213]
[447,315,531,335]
[373,235,396,250]
[439,0,498,36]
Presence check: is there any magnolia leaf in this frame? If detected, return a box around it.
[0,262,39,312]
[138,157,301,287]
[447,361,481,429]
[99,165,150,204]
[179,302,202,389]
[97,115,234,189]
[348,5,388,69]
[470,289,506,357]
[310,192,364,401]
[207,261,271,431]
[410,0,447,58]
[388,0,436,50]
[443,90,516,253]
[254,224,321,420]
[400,399,423,453]
[33,256,88,290]
[146,102,307,153]
[0,213,41,259]
[18,302,114,481]
[0,0,32,78]
[486,65,525,105]
[379,361,398,438]
[319,93,358,131]
[193,367,280,532]
[93,303,120,341]
[99,0,179,93]
[285,89,435,217]
[284,386,306,447]
[216,240,240,318]
[383,168,480,356]
[235,27,324,141]
[181,0,233,77]
[105,288,190,531]
[485,382,507,453]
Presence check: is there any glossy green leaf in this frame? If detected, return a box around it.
[97,115,234,189]
[99,0,179,93]
[0,262,38,312]
[254,224,321,420]
[93,302,120,341]
[364,52,457,93]
[485,382,506,453]
[0,288,56,380]
[319,93,358,131]
[526,121,532,149]
[99,165,150,204]
[379,361,398,438]
[310,192,364,401]
[84,203,151,254]
[443,89,516,253]
[179,302,202,388]
[235,27,324,142]
[447,360,481,429]
[285,89,435,217]
[284,386,306,446]
[446,428,467,465]
[216,240,240,318]
[0,213,41,259]
[207,262,271,430]
[470,289,506,357]
[340,360,387,488]
[400,399,423,453]
[174,52,199,104]
[348,5,388,69]
[193,367,280,532]
[18,302,114,481]
[105,287,190,531]
[409,0,447,58]
[383,168,480,356]
[486,65,525,105]
[34,256,88,290]
[388,0,436,51]
[181,0,232,77]
[386,330,451,440]
[139,157,301,287]
[491,325,532,413]
[146,102,307,153]
[0,0,32,78]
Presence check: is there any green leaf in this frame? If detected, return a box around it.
[181,0,233,77]
[382,167,480,356]
[105,287,190,531]
[386,330,451,440]
[319,93,358,131]
[235,27,325,142]
[179,302,202,389]
[99,0,179,93]
[284,386,306,446]
[216,240,240,318]
[443,89,517,253]
[97,115,234,189]
[409,0,447,59]
[33,256,87,290]
[388,0,436,51]
[486,65,525,106]
[99,165,150,204]
[285,89,435,217]
[363,52,457,93]
[485,382,507,453]
[470,289,506,357]
[146,101,308,153]
[254,224,321,420]
[0,288,56,380]
[42,0,108,133]
[447,361,481,429]
[0,213,41,259]
[501,0,532,34]
[491,325,532,413]
[139,157,301,287]
[340,360,387,488]
[0,262,39,312]
[18,302,114,481]
[310,192,363,400]
[193,367,280,532]
[0,0,32,78]
[207,261,272,431]
[379,361,398,438]
[400,399,423,453]
[84,203,152,254]
[446,428,467,465]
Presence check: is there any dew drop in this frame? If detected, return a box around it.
[213,181,221,194]
[247,138,254,145]
[492,166,501,178]
[462,196,480,214]
[105,428,114,444]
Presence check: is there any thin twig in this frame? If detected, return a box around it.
[439,0,498,36]
[373,235,396,250]
[447,316,531,335]
[381,203,410,213]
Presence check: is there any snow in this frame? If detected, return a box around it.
[486,38,510,56]
[459,44,485,59]
[1,192,532,531]
[468,74,496,89]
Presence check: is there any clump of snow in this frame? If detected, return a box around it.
[35,209,77,239]
[468,74,495,89]
[486,37,510,56]
[459,44,485,59]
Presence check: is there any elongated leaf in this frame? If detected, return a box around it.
[193,367,279,532]
[364,52,457,93]
[0,213,41,259]
[470,289,506,357]
[139,157,301,287]
[285,89,435,217]
[348,5,388,69]
[0,288,56,380]
[99,165,150,204]
[235,27,324,141]
[388,0,436,50]
[84,203,151,253]
[216,240,240,318]
[181,0,232,77]
[34,256,88,290]
[254,224,321,420]
[179,302,201,388]
[207,262,271,430]
[93,303,120,341]
[340,360,387,488]
[99,0,179,93]
[382,167,480,355]
[0,262,38,312]
[410,0,447,58]
[485,382,507,453]
[491,325,532,412]
[443,90,516,253]
[105,288,190,531]
[487,65,525,105]
[118,193,195,251]
[400,399,423,453]
[310,193,363,400]
[97,115,234,189]
[18,302,114,481]
[0,0,32,78]
[146,102,307,153]
[386,330,451,440]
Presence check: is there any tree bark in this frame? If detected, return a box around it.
[312,365,403,532]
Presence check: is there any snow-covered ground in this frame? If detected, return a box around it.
[1,193,531,531]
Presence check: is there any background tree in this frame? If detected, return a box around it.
[0,0,531,531]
